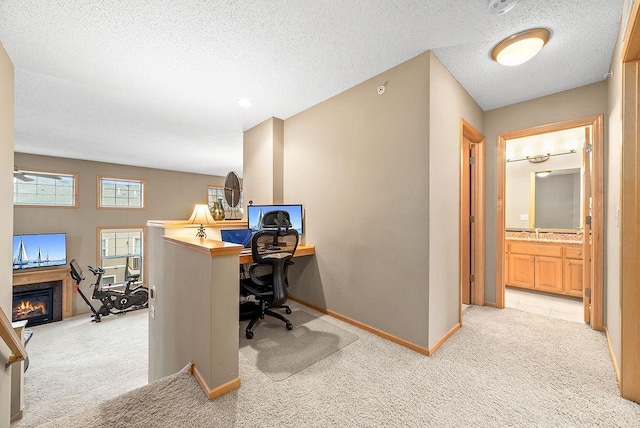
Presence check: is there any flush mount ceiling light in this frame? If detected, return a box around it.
[491,28,550,66]
[237,98,252,108]
[536,171,552,178]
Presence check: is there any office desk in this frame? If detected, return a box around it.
[239,244,315,265]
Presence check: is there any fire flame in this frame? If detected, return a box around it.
[15,300,47,317]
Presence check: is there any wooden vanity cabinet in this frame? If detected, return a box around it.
[508,252,535,289]
[506,241,582,297]
[534,256,564,293]
[563,246,584,298]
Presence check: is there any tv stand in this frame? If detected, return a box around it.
[12,267,73,319]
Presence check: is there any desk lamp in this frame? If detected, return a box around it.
[187,204,216,238]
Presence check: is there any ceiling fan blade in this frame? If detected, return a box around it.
[22,172,62,180]
[13,166,62,181]
[14,173,34,182]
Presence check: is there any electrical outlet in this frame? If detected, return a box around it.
[520,214,528,221]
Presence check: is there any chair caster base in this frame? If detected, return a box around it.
[286,322,293,330]
[285,308,292,314]
[245,330,254,339]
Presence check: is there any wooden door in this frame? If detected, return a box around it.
[582,127,592,323]
[461,139,472,305]
[459,119,485,312]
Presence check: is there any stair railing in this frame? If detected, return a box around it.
[0,306,27,369]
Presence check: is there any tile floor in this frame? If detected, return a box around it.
[505,287,584,323]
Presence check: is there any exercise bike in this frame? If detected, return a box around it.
[69,258,149,322]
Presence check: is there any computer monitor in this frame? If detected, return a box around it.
[247,204,303,234]
[220,229,253,248]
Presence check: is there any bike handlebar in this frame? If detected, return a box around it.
[88,265,105,275]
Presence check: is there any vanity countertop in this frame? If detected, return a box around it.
[505,231,583,245]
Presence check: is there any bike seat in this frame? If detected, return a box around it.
[126,273,140,282]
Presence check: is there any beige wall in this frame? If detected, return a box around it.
[0,42,15,426]
[14,153,225,315]
[427,52,483,347]
[483,81,609,304]
[253,51,482,350]
[283,52,432,347]
[252,51,610,351]
[242,117,284,206]
[147,226,239,386]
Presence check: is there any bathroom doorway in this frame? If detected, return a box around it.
[496,115,604,330]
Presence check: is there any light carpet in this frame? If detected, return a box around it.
[239,309,358,381]
[19,304,640,427]
[11,309,148,428]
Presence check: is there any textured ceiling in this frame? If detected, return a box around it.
[0,0,624,177]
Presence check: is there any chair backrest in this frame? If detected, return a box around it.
[261,210,292,234]
[251,228,299,264]
[249,228,299,306]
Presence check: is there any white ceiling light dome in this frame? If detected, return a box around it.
[491,28,551,66]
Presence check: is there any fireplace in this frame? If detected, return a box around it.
[12,281,63,326]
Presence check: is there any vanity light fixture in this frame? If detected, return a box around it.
[507,148,578,163]
[491,28,550,66]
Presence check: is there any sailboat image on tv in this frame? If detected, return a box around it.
[12,233,67,270]
[12,237,28,268]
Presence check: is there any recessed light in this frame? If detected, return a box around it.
[237,98,252,108]
[491,28,550,66]
[536,171,551,178]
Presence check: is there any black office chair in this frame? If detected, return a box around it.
[240,210,299,339]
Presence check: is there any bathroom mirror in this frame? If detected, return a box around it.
[532,168,581,229]
[505,127,585,231]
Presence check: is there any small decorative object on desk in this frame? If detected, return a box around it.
[211,199,225,221]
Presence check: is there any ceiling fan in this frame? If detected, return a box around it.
[14,166,62,182]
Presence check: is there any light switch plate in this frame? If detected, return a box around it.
[520,214,528,221]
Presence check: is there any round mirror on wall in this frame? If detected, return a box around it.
[224,171,241,219]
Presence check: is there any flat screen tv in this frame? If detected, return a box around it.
[12,233,67,270]
[247,204,303,234]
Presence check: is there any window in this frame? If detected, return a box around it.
[13,170,77,207]
[99,228,144,285]
[207,186,244,219]
[98,177,145,209]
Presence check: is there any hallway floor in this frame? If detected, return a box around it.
[505,287,584,324]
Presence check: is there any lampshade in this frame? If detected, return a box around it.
[187,204,216,238]
[491,28,550,66]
